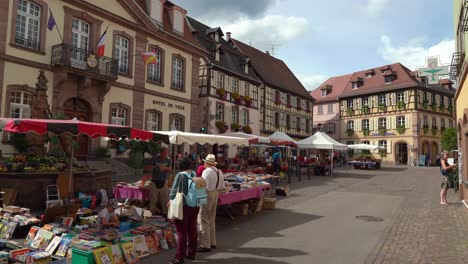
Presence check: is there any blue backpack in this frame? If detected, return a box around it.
[183,171,208,207]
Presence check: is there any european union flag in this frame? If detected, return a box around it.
[47,9,56,31]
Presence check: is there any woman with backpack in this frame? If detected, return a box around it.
[440,150,456,205]
[168,157,201,263]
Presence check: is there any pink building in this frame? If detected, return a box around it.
[310,74,352,141]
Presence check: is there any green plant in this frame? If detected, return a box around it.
[431,126,438,136]
[396,125,406,135]
[9,134,29,153]
[347,149,355,157]
[95,146,109,159]
[215,120,227,133]
[361,105,369,114]
[447,105,454,114]
[423,125,429,134]
[378,126,387,136]
[379,148,387,158]
[396,101,405,110]
[422,99,429,109]
[378,103,386,111]
[441,127,457,151]
[231,123,240,132]
[362,128,370,136]
[346,108,354,116]
[346,128,354,137]
[242,124,252,134]
[216,88,226,98]
[128,141,145,171]
[243,95,252,105]
[232,92,241,101]
[430,102,437,111]
[439,104,445,112]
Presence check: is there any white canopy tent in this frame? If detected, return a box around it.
[153,131,250,146]
[347,144,381,150]
[297,131,348,150]
[224,131,271,144]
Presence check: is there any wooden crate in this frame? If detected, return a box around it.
[263,197,277,209]
[231,203,249,216]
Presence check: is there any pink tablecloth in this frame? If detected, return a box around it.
[113,186,150,201]
[218,185,269,206]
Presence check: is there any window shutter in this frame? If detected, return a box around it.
[386,117,390,129]
[369,118,374,130]
[387,140,392,154]
[391,93,396,105]
[372,140,378,153]
[374,95,378,108]
[386,94,390,106]
[404,91,409,104]
[355,119,360,132]
[393,116,397,129]
[405,115,410,129]
[342,100,347,111]
[374,118,379,130]
[357,98,361,110]
[272,111,276,125]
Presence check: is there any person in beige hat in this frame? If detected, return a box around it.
[197,154,225,252]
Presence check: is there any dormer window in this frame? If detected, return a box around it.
[244,64,248,74]
[321,90,327,97]
[169,6,186,34]
[351,77,363,89]
[149,0,163,24]
[384,75,393,84]
[365,70,375,78]
[320,84,332,96]
[352,82,359,89]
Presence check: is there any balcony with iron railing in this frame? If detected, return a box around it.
[450,52,465,81]
[51,44,118,80]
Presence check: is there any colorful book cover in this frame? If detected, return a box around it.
[120,242,138,264]
[93,247,115,264]
[132,235,149,258]
[55,235,72,257]
[164,229,177,249]
[45,236,62,254]
[0,223,7,238]
[159,238,169,250]
[62,217,73,226]
[10,248,30,262]
[42,224,54,231]
[30,229,53,250]
[24,226,40,246]
[3,221,17,239]
[144,235,157,255]
[110,244,125,264]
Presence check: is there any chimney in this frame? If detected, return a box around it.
[266,51,270,55]
[439,78,453,90]
[226,32,231,42]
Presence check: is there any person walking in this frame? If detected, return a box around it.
[150,147,171,215]
[198,154,225,252]
[168,157,200,264]
[440,150,456,205]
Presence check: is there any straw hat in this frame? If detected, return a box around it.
[203,154,217,165]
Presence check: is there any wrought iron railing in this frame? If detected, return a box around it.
[450,52,465,81]
[51,44,118,79]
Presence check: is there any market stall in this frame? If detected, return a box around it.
[347,144,382,169]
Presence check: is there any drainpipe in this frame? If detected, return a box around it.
[262,83,266,133]
[206,63,213,134]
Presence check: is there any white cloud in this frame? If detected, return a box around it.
[379,35,455,70]
[297,74,328,90]
[367,0,391,17]
[210,15,309,50]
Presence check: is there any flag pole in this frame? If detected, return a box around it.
[94,24,110,53]
[49,8,63,43]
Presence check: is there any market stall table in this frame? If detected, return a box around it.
[348,160,381,169]
[113,185,150,201]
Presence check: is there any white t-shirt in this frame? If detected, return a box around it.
[98,208,115,224]
[201,167,225,191]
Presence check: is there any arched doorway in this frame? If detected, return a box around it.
[395,142,408,165]
[63,98,92,159]
[431,142,439,165]
[422,141,430,155]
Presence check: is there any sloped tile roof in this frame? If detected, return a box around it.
[187,17,261,83]
[310,74,353,103]
[231,38,314,101]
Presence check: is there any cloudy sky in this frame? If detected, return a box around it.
[173,0,454,90]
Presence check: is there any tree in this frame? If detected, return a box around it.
[441,127,457,151]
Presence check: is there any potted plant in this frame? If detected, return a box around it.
[378,126,387,136]
[232,92,241,104]
[441,127,446,133]
[430,102,437,111]
[447,105,454,114]
[431,126,438,136]
[275,97,281,105]
[378,103,386,112]
[396,125,406,135]
[362,128,370,136]
[361,105,370,114]
[215,120,227,133]
[396,101,405,110]
[346,108,354,116]
[379,148,387,158]
[423,124,429,134]
[346,128,354,137]
[439,104,445,112]
[216,88,226,99]
[230,123,240,132]
[422,99,429,109]
[242,124,252,134]
[243,95,252,107]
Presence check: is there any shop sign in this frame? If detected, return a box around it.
[152,100,185,110]
[370,132,396,136]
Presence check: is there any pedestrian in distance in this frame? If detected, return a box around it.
[439,150,456,205]
[150,147,171,215]
[167,157,200,264]
[198,154,225,252]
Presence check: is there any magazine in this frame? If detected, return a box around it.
[110,244,125,264]
[55,235,73,257]
[24,226,40,246]
[145,235,157,255]
[164,229,177,249]
[9,248,30,262]
[3,222,17,240]
[30,229,54,250]
[45,236,62,254]
[93,247,115,264]
[133,235,149,258]
[121,242,138,264]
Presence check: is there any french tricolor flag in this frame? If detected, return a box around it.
[96,29,107,56]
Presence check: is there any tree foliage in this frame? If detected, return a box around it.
[441,127,457,151]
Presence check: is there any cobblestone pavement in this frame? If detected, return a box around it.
[142,165,468,264]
